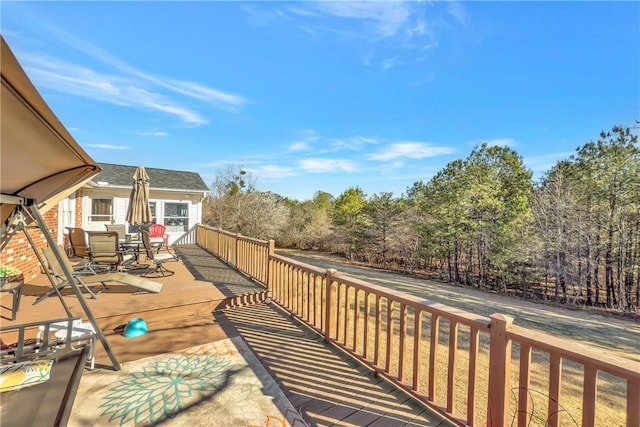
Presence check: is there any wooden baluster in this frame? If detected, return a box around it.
[548,353,562,427]
[518,344,532,427]
[385,300,394,373]
[467,326,479,426]
[447,320,459,413]
[412,310,423,393]
[398,304,407,382]
[429,314,440,401]
[374,295,382,367]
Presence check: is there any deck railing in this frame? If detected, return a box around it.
[194,224,640,427]
[196,225,273,285]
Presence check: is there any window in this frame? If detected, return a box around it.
[89,198,112,222]
[149,202,157,224]
[164,203,188,232]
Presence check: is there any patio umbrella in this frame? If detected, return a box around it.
[126,166,152,226]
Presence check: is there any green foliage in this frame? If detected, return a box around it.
[332,187,369,257]
[0,265,21,278]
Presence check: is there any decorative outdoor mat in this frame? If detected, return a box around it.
[69,337,308,427]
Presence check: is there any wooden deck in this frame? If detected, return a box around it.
[1,245,452,426]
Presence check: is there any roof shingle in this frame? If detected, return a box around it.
[92,163,209,192]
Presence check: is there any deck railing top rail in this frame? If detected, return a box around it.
[509,323,640,379]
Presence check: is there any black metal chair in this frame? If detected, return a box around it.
[140,230,179,277]
[86,231,135,272]
[66,227,103,274]
[105,224,127,240]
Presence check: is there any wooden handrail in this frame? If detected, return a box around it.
[195,224,639,427]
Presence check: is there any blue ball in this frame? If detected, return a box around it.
[123,317,148,338]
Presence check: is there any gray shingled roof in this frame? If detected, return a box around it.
[91,163,209,192]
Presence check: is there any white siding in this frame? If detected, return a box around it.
[114,197,128,225]
[81,190,204,244]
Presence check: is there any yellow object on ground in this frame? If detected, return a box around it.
[0,359,53,392]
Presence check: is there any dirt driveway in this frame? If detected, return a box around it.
[277,249,640,362]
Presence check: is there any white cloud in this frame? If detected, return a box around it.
[289,129,320,151]
[50,28,249,112]
[269,1,465,69]
[309,2,411,38]
[14,27,247,124]
[134,131,168,137]
[23,55,208,125]
[326,135,378,153]
[86,144,130,150]
[290,141,310,151]
[249,165,298,179]
[446,1,470,28]
[352,135,377,144]
[299,158,359,173]
[156,80,247,113]
[381,57,400,70]
[368,142,455,161]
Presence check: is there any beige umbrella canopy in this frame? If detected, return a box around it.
[1,36,100,236]
[126,166,152,226]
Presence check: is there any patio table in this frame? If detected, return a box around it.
[119,236,163,269]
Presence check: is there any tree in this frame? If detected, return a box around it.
[279,192,334,250]
[332,187,368,260]
[463,144,533,289]
[571,126,640,309]
[417,159,469,283]
[532,162,579,302]
[204,165,256,230]
[240,191,289,240]
[363,192,402,269]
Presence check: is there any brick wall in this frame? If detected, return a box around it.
[0,207,59,282]
[75,189,83,227]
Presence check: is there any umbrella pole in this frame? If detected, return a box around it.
[28,202,121,370]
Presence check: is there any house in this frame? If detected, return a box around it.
[69,163,210,245]
[1,162,209,282]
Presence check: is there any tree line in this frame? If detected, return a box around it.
[203,126,640,312]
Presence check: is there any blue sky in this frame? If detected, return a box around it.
[3,1,639,201]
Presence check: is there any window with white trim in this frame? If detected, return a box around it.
[89,198,113,222]
[164,203,188,232]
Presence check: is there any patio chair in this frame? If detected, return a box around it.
[38,246,103,303]
[140,230,179,277]
[105,224,126,240]
[148,223,170,252]
[66,227,103,274]
[34,245,163,305]
[106,223,141,261]
[86,231,135,272]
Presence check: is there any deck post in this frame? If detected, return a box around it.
[487,313,513,426]
[234,233,240,267]
[266,240,275,294]
[324,269,337,342]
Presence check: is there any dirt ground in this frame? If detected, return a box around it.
[277,249,640,363]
